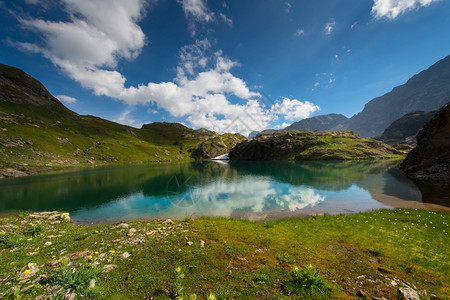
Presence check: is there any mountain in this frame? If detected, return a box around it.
[0,63,241,178]
[400,103,450,185]
[285,113,349,132]
[229,130,402,161]
[284,55,450,137]
[377,110,437,145]
[347,55,450,137]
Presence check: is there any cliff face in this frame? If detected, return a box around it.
[377,110,437,145]
[229,131,402,161]
[400,103,450,185]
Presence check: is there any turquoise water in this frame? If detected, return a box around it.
[0,160,434,224]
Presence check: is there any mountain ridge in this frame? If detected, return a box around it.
[285,55,450,137]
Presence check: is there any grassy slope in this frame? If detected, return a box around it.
[0,100,240,175]
[0,209,448,299]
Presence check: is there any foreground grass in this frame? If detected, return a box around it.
[0,209,448,299]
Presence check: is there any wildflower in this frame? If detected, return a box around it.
[180,273,185,279]
[293,266,299,272]
[23,269,30,274]
[53,267,59,271]
[89,255,93,259]
[110,250,115,254]
[207,293,217,300]
[95,251,99,255]
[308,264,313,268]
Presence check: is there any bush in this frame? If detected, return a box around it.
[284,265,331,298]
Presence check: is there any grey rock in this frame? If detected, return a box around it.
[398,286,420,300]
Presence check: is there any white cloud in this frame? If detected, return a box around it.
[179,0,214,22]
[295,29,305,36]
[371,0,440,19]
[219,12,233,27]
[14,1,319,135]
[285,2,292,13]
[56,95,77,104]
[114,109,142,127]
[324,18,335,35]
[270,98,320,121]
[350,21,358,29]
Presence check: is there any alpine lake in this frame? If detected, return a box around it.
[0,160,448,224]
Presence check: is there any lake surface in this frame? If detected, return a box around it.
[0,160,448,224]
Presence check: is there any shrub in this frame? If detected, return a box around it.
[284,265,332,298]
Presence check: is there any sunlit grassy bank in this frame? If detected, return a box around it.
[1,209,448,299]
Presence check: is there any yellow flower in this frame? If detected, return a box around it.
[294,266,299,272]
[110,250,115,254]
[94,251,99,255]
[89,255,93,259]
[180,273,185,279]
[23,269,30,274]
[308,264,313,268]
[175,267,181,273]
[53,267,59,271]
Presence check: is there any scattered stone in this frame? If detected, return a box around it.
[430,294,443,300]
[31,275,46,284]
[44,241,52,246]
[116,223,129,229]
[68,250,93,261]
[417,290,427,297]
[122,252,131,258]
[254,248,267,254]
[103,264,117,273]
[391,279,398,287]
[129,228,136,234]
[19,263,39,279]
[356,275,365,280]
[21,284,34,292]
[46,235,63,239]
[65,292,76,300]
[200,240,205,248]
[187,241,193,246]
[356,290,366,298]
[398,286,420,300]
[89,279,96,289]
[86,159,95,165]
[0,168,28,178]
[372,297,389,300]
[163,219,175,225]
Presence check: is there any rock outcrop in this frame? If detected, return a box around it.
[377,110,437,145]
[400,103,450,186]
[229,130,402,160]
[190,133,247,159]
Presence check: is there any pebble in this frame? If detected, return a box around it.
[44,241,52,246]
[200,240,205,248]
[163,219,175,225]
[122,252,131,258]
[103,264,117,273]
[89,279,96,289]
[116,223,129,229]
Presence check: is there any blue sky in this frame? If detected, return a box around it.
[1,0,449,135]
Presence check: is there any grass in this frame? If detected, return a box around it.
[0,209,448,299]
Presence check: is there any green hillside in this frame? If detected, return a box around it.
[0,64,245,177]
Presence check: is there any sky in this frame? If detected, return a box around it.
[0,0,449,135]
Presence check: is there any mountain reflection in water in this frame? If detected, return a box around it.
[0,160,447,224]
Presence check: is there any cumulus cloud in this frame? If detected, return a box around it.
[13,0,319,135]
[56,95,77,104]
[371,0,440,19]
[324,18,335,35]
[270,98,320,121]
